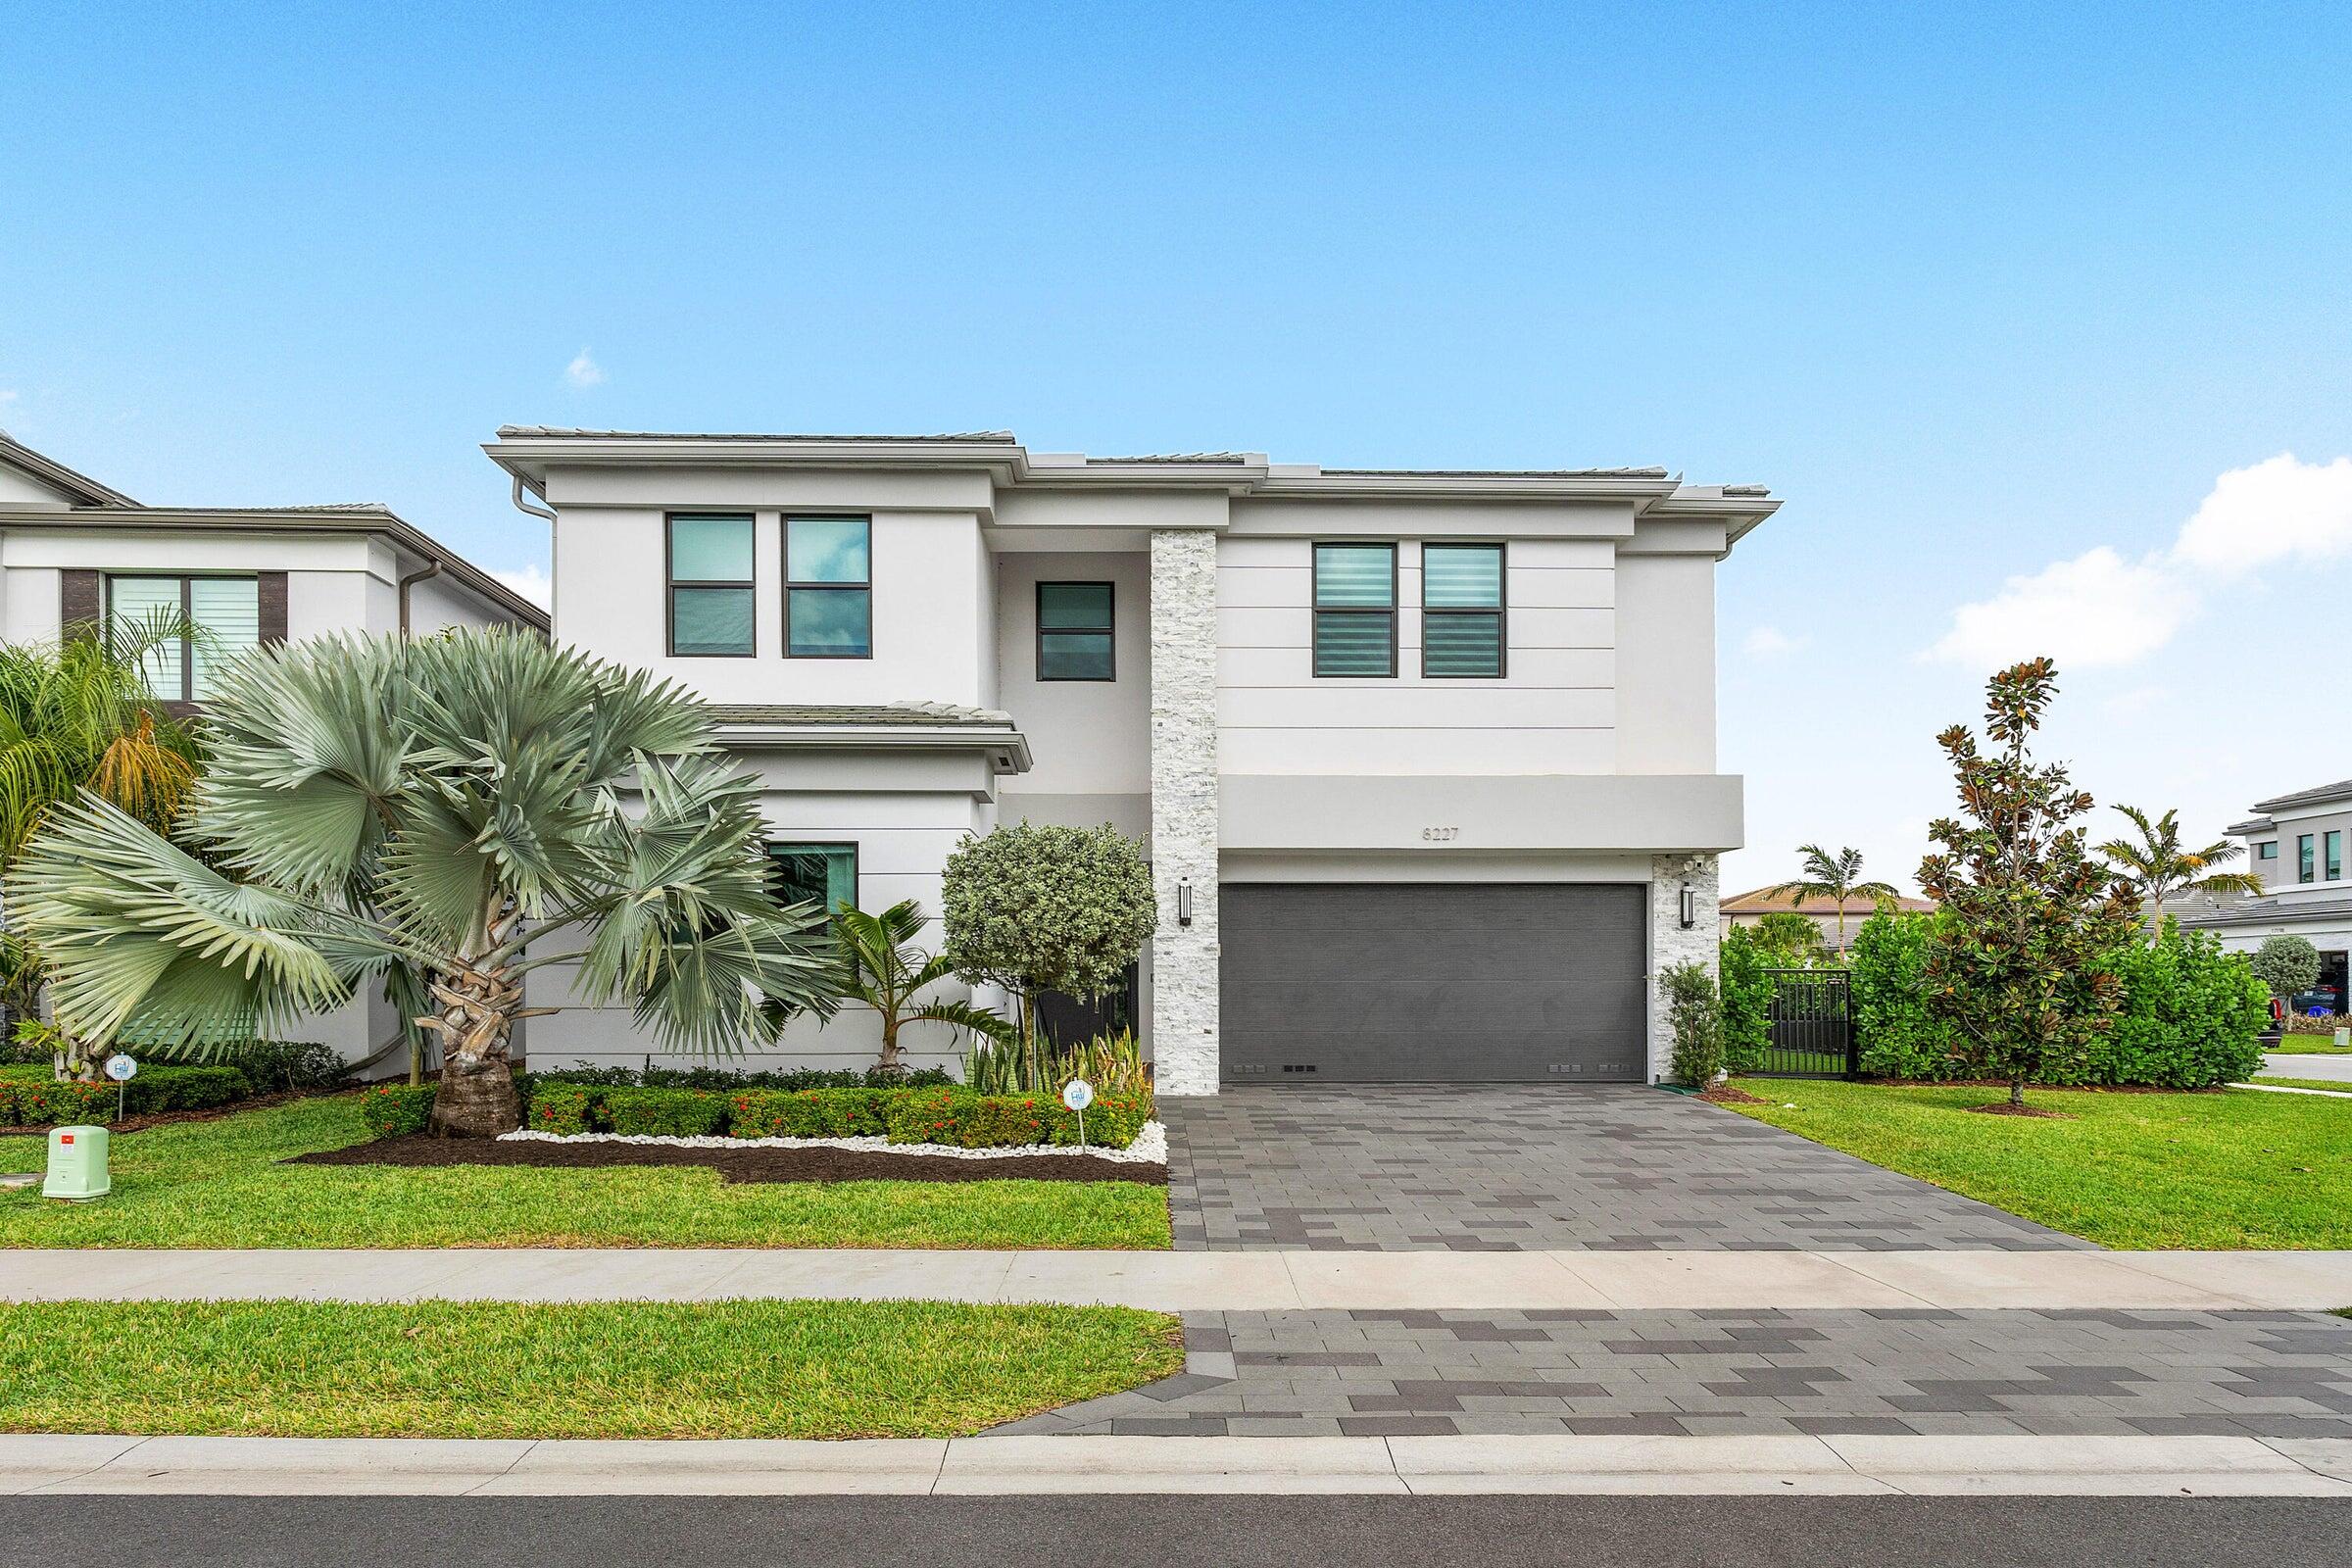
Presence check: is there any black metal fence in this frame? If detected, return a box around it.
[1753,969,1856,1078]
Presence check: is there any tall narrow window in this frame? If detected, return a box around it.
[2328,831,2342,882]
[1037,581,1114,680]
[2299,834,2316,884]
[107,574,259,702]
[667,514,755,657]
[767,842,858,912]
[786,516,871,658]
[1421,543,1505,677]
[2257,841,2278,861]
[1312,543,1396,677]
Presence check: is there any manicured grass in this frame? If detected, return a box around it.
[0,1096,1170,1250]
[2267,1037,2352,1054]
[0,1298,1183,1438]
[1728,1079,2352,1249]
[2249,1076,2352,1094]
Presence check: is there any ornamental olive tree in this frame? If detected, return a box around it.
[940,822,1155,1077]
[1918,658,2142,1110]
[2249,934,2322,1004]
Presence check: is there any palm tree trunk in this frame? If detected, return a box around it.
[424,912,525,1138]
[2009,1076,2025,1109]
[878,1011,901,1074]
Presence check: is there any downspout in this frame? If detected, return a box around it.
[396,559,440,637]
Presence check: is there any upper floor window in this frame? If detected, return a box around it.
[1037,581,1114,680]
[667,514,755,657]
[767,841,858,913]
[786,516,871,659]
[2257,840,2278,861]
[2299,834,2316,884]
[1312,542,1396,677]
[109,574,258,702]
[2328,831,2342,882]
[1421,543,1505,677]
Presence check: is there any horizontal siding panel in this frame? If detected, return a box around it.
[1504,538,1615,568]
[1217,536,1310,568]
[1214,564,1311,609]
[1220,726,1615,775]
[1509,608,1615,648]
[1218,606,1310,648]
[1218,645,1614,689]
[1218,686,1615,729]
[1505,566,1615,610]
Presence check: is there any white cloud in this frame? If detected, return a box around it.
[491,564,552,609]
[1741,625,1806,659]
[2102,684,2171,718]
[2169,452,2352,576]
[1927,452,2352,671]
[564,349,605,389]
[1926,545,2198,670]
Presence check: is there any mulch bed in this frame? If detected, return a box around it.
[0,1087,343,1138]
[1965,1102,2075,1118]
[1698,1084,1771,1105]
[290,1135,1167,1186]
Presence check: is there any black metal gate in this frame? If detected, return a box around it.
[1754,969,1856,1078]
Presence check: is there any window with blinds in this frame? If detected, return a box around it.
[1421,543,1505,677]
[107,575,260,702]
[1312,543,1397,677]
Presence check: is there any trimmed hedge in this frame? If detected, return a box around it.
[525,1084,597,1137]
[1718,925,1774,1074]
[882,1088,1151,1151]
[602,1087,731,1138]
[357,1084,436,1139]
[729,1089,895,1140]
[528,1064,955,1093]
[0,1063,254,1127]
[1848,909,1967,1080]
[511,1080,1152,1151]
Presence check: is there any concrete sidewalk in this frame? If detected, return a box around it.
[3,1433,2349,1496]
[3,1247,2349,1310]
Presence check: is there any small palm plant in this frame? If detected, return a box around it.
[5,629,838,1135]
[1765,844,1899,949]
[829,899,1013,1073]
[2096,805,2264,914]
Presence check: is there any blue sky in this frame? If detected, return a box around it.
[6,2,2349,892]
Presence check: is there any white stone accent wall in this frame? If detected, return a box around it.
[1150,529,1221,1095]
[1647,853,1721,1080]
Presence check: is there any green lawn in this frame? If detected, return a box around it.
[2267,1037,2352,1054]
[1728,1079,2352,1249]
[0,1298,1182,1438]
[0,1096,1170,1250]
[2249,1076,2352,1095]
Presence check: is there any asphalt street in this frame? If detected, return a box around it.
[1,1495,2345,1567]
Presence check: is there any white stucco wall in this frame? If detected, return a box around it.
[994,550,1151,799]
[1614,552,1717,773]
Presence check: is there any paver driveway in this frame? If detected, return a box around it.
[1161,1085,2085,1251]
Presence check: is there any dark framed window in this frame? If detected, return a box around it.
[1312,542,1396,677]
[107,574,259,702]
[766,842,858,912]
[2328,831,2343,882]
[785,516,871,658]
[2257,840,2278,861]
[666,514,756,657]
[2299,834,2316,884]
[1037,581,1114,680]
[1420,542,1505,677]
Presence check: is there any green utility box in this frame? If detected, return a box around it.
[42,1125,110,1201]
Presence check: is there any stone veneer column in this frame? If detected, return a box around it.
[1647,853,1721,1081]
[1149,529,1221,1095]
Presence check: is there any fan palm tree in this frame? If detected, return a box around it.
[0,620,202,1070]
[2096,805,2264,915]
[6,628,838,1136]
[828,899,1014,1073]
[1765,844,1900,948]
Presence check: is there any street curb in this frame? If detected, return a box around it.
[1,1434,2347,1496]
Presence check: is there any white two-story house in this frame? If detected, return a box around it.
[2177,778,2352,1010]
[486,427,1778,1092]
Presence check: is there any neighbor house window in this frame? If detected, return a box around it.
[108,574,259,702]
[1037,581,1114,680]
[667,514,755,657]
[1421,542,1505,677]
[785,517,871,658]
[1312,542,1396,677]
[2328,831,2342,882]
[2257,841,2278,861]
[767,842,858,912]
[2299,834,2316,884]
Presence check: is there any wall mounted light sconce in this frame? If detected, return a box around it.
[1177,878,1194,926]
[1679,886,1695,929]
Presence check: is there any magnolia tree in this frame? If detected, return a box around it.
[1918,658,2142,1109]
[941,822,1155,1076]
[5,629,837,1136]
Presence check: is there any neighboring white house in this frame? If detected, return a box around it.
[487,427,1778,1090]
[2174,777,2352,1010]
[0,432,548,1063]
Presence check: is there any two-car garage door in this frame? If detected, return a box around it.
[1219,883,1647,1083]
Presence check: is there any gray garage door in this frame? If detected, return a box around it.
[1220,883,1647,1084]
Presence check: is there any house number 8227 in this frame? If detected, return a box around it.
[1421,827,1458,842]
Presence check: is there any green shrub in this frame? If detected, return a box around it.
[2080,922,2267,1089]
[601,1087,731,1138]
[220,1040,349,1092]
[1658,962,1723,1087]
[884,1088,1149,1151]
[1847,910,1968,1080]
[2250,934,2322,1002]
[1718,927,1775,1073]
[527,1063,955,1092]
[357,1084,435,1139]
[0,1062,253,1125]
[727,1088,894,1139]
[525,1084,599,1136]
